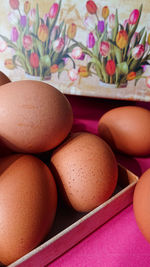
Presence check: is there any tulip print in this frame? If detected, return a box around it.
[4,58,15,69]
[105,60,116,76]
[67,23,77,39]
[23,35,33,50]
[24,1,30,15]
[71,47,82,59]
[116,30,128,49]
[87,32,95,48]
[9,0,19,10]
[109,14,115,29]
[68,69,78,81]
[29,53,39,68]
[132,44,145,60]
[0,38,7,52]
[50,64,59,73]
[38,24,49,42]
[29,8,36,23]
[130,32,140,47]
[78,66,89,77]
[97,20,105,33]
[86,1,97,15]
[129,9,140,25]
[79,53,85,60]
[100,41,110,57]
[53,38,64,53]
[127,72,136,81]
[49,3,59,19]
[123,19,129,30]
[102,6,109,20]
[11,27,19,42]
[20,16,27,27]
[146,77,150,88]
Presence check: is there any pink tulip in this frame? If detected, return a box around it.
[71,47,82,59]
[11,27,19,42]
[23,35,33,50]
[30,52,39,68]
[49,3,59,19]
[146,76,150,88]
[129,9,139,25]
[29,8,36,22]
[87,32,95,48]
[51,26,60,41]
[68,69,78,81]
[130,32,140,47]
[100,41,110,57]
[9,0,19,10]
[109,14,115,29]
[43,13,49,24]
[0,37,7,52]
[53,37,64,52]
[123,19,129,29]
[132,44,145,59]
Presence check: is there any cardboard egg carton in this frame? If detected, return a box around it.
[8,164,138,267]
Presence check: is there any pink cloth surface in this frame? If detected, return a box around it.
[47,95,150,267]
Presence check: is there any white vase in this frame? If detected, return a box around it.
[25,73,51,81]
[99,80,127,89]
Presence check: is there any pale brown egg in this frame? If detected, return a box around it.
[50,132,118,212]
[133,169,150,243]
[0,154,57,265]
[98,106,150,156]
[0,71,11,86]
[0,80,73,153]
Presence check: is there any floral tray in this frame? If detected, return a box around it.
[0,0,150,101]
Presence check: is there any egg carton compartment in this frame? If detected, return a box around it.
[8,164,138,267]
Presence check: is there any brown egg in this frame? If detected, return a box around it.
[98,106,150,156]
[0,154,57,265]
[0,80,73,153]
[0,71,11,86]
[133,169,150,243]
[50,132,118,212]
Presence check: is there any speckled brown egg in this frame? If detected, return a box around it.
[133,169,150,243]
[0,80,73,153]
[50,132,118,212]
[98,106,150,156]
[0,154,57,265]
[0,71,11,86]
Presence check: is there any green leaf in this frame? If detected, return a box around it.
[65,43,77,53]
[40,55,51,68]
[87,62,92,72]
[62,54,75,68]
[0,34,17,50]
[117,61,128,74]
[33,4,40,35]
[114,46,122,64]
[112,9,119,42]
[138,27,145,42]
[141,31,147,46]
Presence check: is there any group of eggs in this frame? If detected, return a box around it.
[0,71,149,265]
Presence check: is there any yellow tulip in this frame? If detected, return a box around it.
[116,30,128,49]
[38,24,49,42]
[4,58,15,70]
[24,1,30,15]
[102,6,109,20]
[78,66,89,77]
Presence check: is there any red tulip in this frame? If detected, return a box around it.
[129,9,139,25]
[9,0,19,9]
[49,3,59,19]
[105,60,116,76]
[86,1,97,15]
[30,52,39,68]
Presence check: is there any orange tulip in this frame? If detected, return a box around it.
[4,58,15,69]
[148,33,150,45]
[127,72,136,81]
[116,30,128,49]
[50,64,59,73]
[38,24,49,42]
[24,1,30,14]
[102,6,109,20]
[78,66,89,77]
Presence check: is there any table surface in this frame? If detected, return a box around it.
[47,95,150,267]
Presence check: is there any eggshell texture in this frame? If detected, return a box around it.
[0,154,57,265]
[50,132,118,212]
[133,169,150,243]
[98,106,150,156]
[0,80,73,153]
[0,71,11,86]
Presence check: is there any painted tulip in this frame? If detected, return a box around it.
[43,13,49,24]
[4,58,15,69]
[109,14,115,29]
[53,38,64,53]
[87,32,95,48]
[71,47,82,59]
[11,27,19,42]
[68,68,78,81]
[102,6,109,20]
[51,26,60,41]
[130,32,140,47]
[9,0,19,9]
[148,33,150,45]
[127,72,136,81]
[30,53,39,68]
[116,30,128,49]
[20,15,27,27]
[86,0,97,15]
[129,9,139,25]
[23,35,33,50]
[105,60,116,76]
[49,3,59,19]
[146,76,150,88]
[100,41,110,57]
[84,16,95,31]
[78,66,89,77]
[67,23,77,39]
[38,24,49,42]
[50,64,59,73]
[97,20,105,33]
[123,19,129,30]
[0,37,7,52]
[132,44,145,60]
[8,12,19,25]
[79,53,85,60]
[24,1,30,14]
[29,8,36,23]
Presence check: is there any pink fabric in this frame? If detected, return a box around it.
[47,95,150,267]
